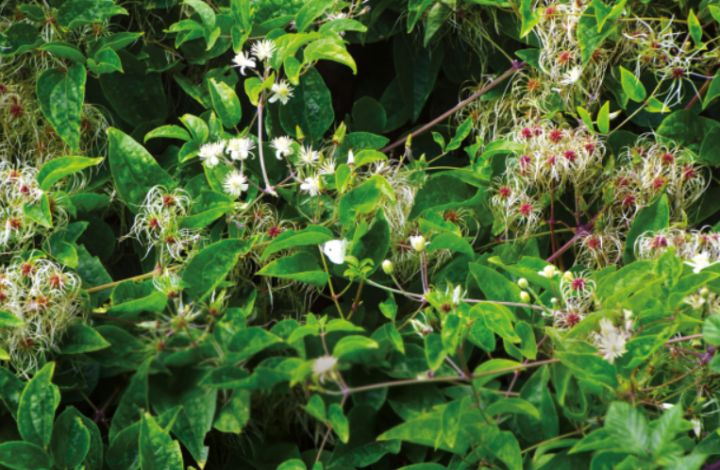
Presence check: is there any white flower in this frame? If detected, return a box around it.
[409,235,427,252]
[661,403,675,410]
[599,318,615,336]
[318,159,336,175]
[321,239,349,265]
[539,265,557,278]
[223,171,248,198]
[347,149,355,166]
[684,253,719,274]
[559,66,583,86]
[271,136,294,160]
[231,51,256,75]
[198,141,226,168]
[691,418,702,437]
[298,146,320,166]
[300,175,321,196]
[227,137,255,161]
[312,355,337,383]
[452,285,464,306]
[597,330,627,364]
[251,39,276,61]
[269,80,294,105]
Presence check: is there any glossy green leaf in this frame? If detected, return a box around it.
[180,190,234,229]
[38,42,86,63]
[58,323,111,354]
[279,67,334,142]
[208,79,242,128]
[50,407,90,470]
[328,403,350,443]
[109,359,151,441]
[604,402,649,455]
[409,175,483,220]
[36,64,86,152]
[18,362,58,448]
[597,101,610,133]
[108,127,175,213]
[0,23,42,57]
[333,336,379,359]
[57,0,128,29]
[258,252,330,288]
[303,394,327,422]
[619,67,646,102]
[394,34,444,122]
[424,333,446,370]
[182,238,251,301]
[305,38,357,74]
[0,310,23,327]
[295,0,334,32]
[0,367,24,420]
[139,413,183,470]
[144,125,192,143]
[485,398,540,419]
[37,156,103,191]
[689,9,702,43]
[623,194,669,264]
[0,442,51,470]
[261,225,334,261]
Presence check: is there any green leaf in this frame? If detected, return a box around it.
[182,238,251,301]
[228,327,282,360]
[352,97,387,134]
[87,48,123,75]
[689,9,702,43]
[704,315,720,346]
[485,398,540,419]
[556,352,618,388]
[576,106,594,131]
[279,67,334,142]
[144,125,192,143]
[328,403,350,443]
[295,0,334,32]
[58,323,111,354]
[379,294,397,321]
[427,232,475,259]
[109,359,150,441]
[604,402,650,455]
[0,367,24,420]
[258,252,330,288]
[469,302,519,343]
[57,0,127,29]
[468,263,523,304]
[261,226,334,261]
[338,175,387,228]
[18,362,58,448]
[619,66,647,102]
[305,38,357,74]
[623,194,669,264]
[278,459,307,470]
[0,23,42,57]
[704,70,720,109]
[409,175,483,220]
[333,336,379,359]
[597,101,610,133]
[472,358,522,388]
[576,1,619,64]
[179,191,234,229]
[519,0,540,37]
[657,110,718,152]
[208,79,242,128]
[0,310,23,327]
[139,413,183,470]
[650,404,682,457]
[38,42,86,64]
[424,333,446,370]
[515,321,537,359]
[303,395,327,422]
[37,156,103,191]
[517,366,558,444]
[99,51,167,127]
[0,442,52,470]
[23,195,53,228]
[442,397,466,448]
[36,64,86,152]
[446,118,473,151]
[394,34,444,122]
[108,128,175,213]
[50,407,90,470]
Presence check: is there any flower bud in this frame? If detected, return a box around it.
[295,125,305,143]
[700,287,710,297]
[520,291,530,303]
[551,297,558,305]
[332,122,346,146]
[382,260,393,274]
[543,265,556,278]
[409,235,426,252]
[347,149,355,166]
[562,271,573,282]
[518,278,529,289]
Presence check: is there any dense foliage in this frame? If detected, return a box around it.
[7,0,720,469]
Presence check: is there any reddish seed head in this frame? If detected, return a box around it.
[521,127,533,139]
[527,79,541,93]
[0,290,5,302]
[584,143,595,153]
[267,225,281,238]
[81,118,92,132]
[653,177,665,190]
[672,68,684,80]
[622,194,636,207]
[650,40,660,49]
[48,274,64,289]
[533,126,543,136]
[683,166,696,180]
[519,203,533,216]
[615,176,629,187]
[19,338,35,350]
[591,49,601,62]
[444,211,459,223]
[498,186,512,198]
[162,195,175,207]
[0,84,6,95]
[565,313,581,328]
[545,5,555,16]
[8,170,19,180]
[571,278,586,291]
[8,218,21,230]
[661,153,675,165]
[549,129,563,143]
[19,185,29,195]
[20,263,34,276]
[651,236,668,250]
[558,51,571,65]
[148,218,160,230]
[587,237,601,249]
[563,150,577,162]
[547,155,557,166]
[9,104,23,119]
[165,235,176,244]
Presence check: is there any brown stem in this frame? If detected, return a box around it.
[380,62,525,154]
[685,74,714,111]
[348,279,365,320]
[89,313,137,325]
[84,265,181,294]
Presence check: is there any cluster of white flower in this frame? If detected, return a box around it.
[231,39,295,105]
[590,314,633,364]
[635,228,720,267]
[0,161,65,252]
[0,256,82,374]
[127,186,201,263]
